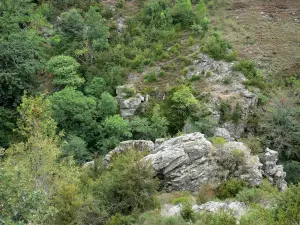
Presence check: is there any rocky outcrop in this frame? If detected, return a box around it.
[187,52,258,138]
[116,86,149,119]
[161,201,246,217]
[143,132,263,191]
[105,132,287,192]
[193,201,246,217]
[259,148,287,190]
[104,140,154,165]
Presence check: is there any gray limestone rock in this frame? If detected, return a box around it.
[259,148,287,190]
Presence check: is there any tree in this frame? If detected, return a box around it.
[0,94,81,224]
[84,77,107,98]
[60,8,84,41]
[0,0,49,107]
[96,92,118,120]
[130,116,152,140]
[259,90,300,161]
[61,135,91,164]
[49,87,98,143]
[150,104,169,138]
[164,85,200,134]
[85,6,109,52]
[100,115,132,154]
[46,55,85,88]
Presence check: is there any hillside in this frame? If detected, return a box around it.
[0,0,299,224]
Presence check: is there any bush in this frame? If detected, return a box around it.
[239,134,263,155]
[231,149,245,165]
[196,183,215,204]
[204,31,232,60]
[195,211,237,225]
[240,205,276,225]
[210,137,226,146]
[61,135,91,164]
[216,179,247,200]
[276,184,300,224]
[284,161,300,184]
[92,150,159,216]
[189,75,201,82]
[144,71,158,82]
[180,202,195,222]
[219,100,231,122]
[232,103,242,124]
[137,211,186,225]
[106,213,136,225]
[236,186,275,205]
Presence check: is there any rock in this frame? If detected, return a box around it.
[161,204,182,217]
[104,140,154,165]
[214,127,232,141]
[83,160,94,168]
[143,132,263,191]
[116,85,149,119]
[259,148,287,190]
[106,133,287,192]
[186,52,258,138]
[222,122,245,140]
[193,201,246,217]
[161,201,246,217]
[116,17,126,33]
[155,138,168,148]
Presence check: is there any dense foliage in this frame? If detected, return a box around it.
[0,0,299,223]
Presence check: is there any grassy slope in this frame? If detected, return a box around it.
[209,0,300,77]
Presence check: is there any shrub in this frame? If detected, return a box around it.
[258,93,268,106]
[240,205,276,225]
[144,71,158,82]
[219,100,231,122]
[122,86,136,98]
[61,135,91,164]
[239,134,263,155]
[188,36,195,46]
[284,161,300,184]
[106,213,136,225]
[196,183,215,204]
[137,211,186,225]
[180,202,195,222]
[236,182,276,205]
[92,150,159,216]
[204,31,232,60]
[195,211,237,225]
[216,179,247,200]
[231,149,245,165]
[189,75,201,82]
[222,77,232,85]
[210,137,226,146]
[232,103,242,124]
[232,60,257,79]
[276,184,300,224]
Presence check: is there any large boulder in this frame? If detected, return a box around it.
[259,148,287,190]
[116,85,149,119]
[143,132,263,191]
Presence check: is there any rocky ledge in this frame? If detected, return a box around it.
[104,132,287,192]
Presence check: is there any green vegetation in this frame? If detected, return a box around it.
[0,0,299,223]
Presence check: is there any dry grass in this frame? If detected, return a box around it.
[209,0,300,76]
